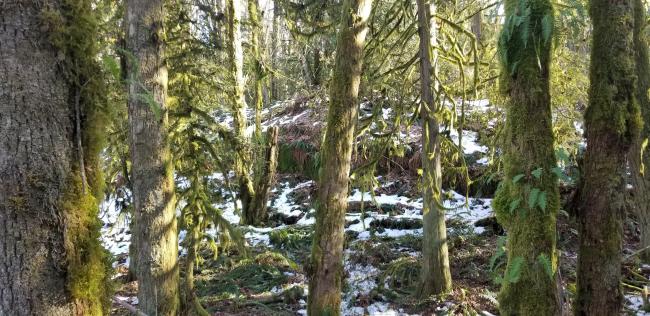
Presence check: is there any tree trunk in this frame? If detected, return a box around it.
[248,126,280,226]
[270,1,281,102]
[183,216,210,316]
[307,0,372,313]
[1,1,108,314]
[126,0,180,313]
[471,11,482,45]
[576,1,640,314]
[227,0,256,224]
[415,0,452,297]
[248,0,265,141]
[630,0,650,263]
[491,1,562,314]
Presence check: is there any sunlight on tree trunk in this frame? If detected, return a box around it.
[227,0,256,224]
[307,0,372,313]
[126,0,180,312]
[415,0,452,297]
[248,0,265,142]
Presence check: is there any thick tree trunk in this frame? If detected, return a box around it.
[630,0,650,263]
[1,1,107,314]
[491,1,562,314]
[227,0,256,224]
[415,0,452,297]
[576,1,640,314]
[247,126,280,226]
[126,0,180,313]
[307,0,372,313]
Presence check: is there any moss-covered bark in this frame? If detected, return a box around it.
[248,0,265,141]
[630,0,650,263]
[247,126,280,225]
[1,0,111,314]
[415,0,452,297]
[227,0,257,225]
[126,0,180,312]
[307,0,372,313]
[491,1,561,314]
[182,214,210,316]
[575,0,640,314]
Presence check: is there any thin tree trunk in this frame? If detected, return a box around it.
[471,11,482,45]
[492,1,561,314]
[248,0,265,141]
[183,216,210,316]
[576,0,640,314]
[1,0,108,314]
[248,126,280,225]
[415,0,452,297]
[631,0,650,263]
[126,0,180,313]
[270,1,281,102]
[227,0,256,224]
[307,0,372,313]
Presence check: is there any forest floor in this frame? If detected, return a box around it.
[103,98,650,315]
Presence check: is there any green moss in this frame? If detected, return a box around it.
[61,174,112,315]
[41,0,112,313]
[492,0,562,313]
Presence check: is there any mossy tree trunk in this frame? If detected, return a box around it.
[576,1,640,314]
[248,0,265,141]
[1,0,109,314]
[183,210,210,316]
[307,0,372,313]
[630,0,650,263]
[248,126,280,225]
[415,0,452,297]
[270,1,281,102]
[227,0,257,224]
[126,0,180,313]
[491,1,562,314]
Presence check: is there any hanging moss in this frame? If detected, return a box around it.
[61,174,113,315]
[41,0,113,313]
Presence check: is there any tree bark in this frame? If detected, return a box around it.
[576,0,640,314]
[270,1,281,102]
[415,0,452,297]
[307,0,372,313]
[630,0,650,263]
[248,0,265,141]
[227,0,256,224]
[247,126,280,226]
[0,1,107,314]
[491,1,562,314]
[471,12,482,45]
[126,0,180,313]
